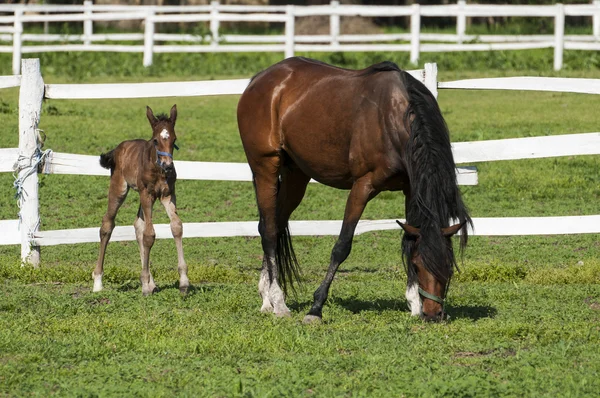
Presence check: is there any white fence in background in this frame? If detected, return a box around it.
[0,59,599,266]
[2,1,600,74]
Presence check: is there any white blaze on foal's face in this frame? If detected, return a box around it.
[160,129,170,140]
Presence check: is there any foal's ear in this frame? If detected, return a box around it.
[396,220,421,238]
[441,220,467,237]
[170,104,177,126]
[146,106,158,127]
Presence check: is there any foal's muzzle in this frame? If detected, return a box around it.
[156,150,174,170]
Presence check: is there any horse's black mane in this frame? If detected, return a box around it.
[401,72,472,285]
[360,61,401,76]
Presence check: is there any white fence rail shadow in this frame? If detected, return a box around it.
[0,59,599,266]
[2,1,600,73]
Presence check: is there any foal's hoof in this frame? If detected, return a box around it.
[142,286,158,296]
[179,285,189,295]
[303,314,323,325]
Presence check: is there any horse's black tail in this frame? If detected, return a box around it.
[276,224,301,296]
[99,149,116,171]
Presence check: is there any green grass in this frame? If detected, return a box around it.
[0,53,599,396]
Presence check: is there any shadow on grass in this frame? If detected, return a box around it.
[291,297,497,321]
[116,281,218,297]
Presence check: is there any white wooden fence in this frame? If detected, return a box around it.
[0,59,599,266]
[3,1,600,74]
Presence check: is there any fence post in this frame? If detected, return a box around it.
[424,62,438,99]
[210,1,219,46]
[17,59,44,267]
[143,8,155,67]
[410,3,421,66]
[457,0,466,45]
[554,3,565,71]
[12,8,23,75]
[285,5,295,58]
[330,0,340,48]
[594,0,600,39]
[83,0,93,46]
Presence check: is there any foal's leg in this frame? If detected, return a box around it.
[134,192,157,296]
[160,193,189,293]
[93,174,129,292]
[252,156,290,316]
[304,178,376,324]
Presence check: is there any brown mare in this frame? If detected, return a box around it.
[92,105,189,296]
[237,57,471,323]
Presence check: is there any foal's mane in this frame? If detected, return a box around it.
[401,72,472,285]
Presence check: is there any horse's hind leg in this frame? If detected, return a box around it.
[135,192,157,296]
[252,156,291,316]
[94,174,128,292]
[304,178,376,324]
[161,193,189,294]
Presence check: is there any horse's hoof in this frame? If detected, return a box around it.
[260,304,274,313]
[179,285,189,295]
[142,286,158,296]
[303,314,322,324]
[274,309,291,318]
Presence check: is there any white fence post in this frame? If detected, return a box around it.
[83,0,93,46]
[330,0,340,48]
[12,8,23,75]
[210,1,219,46]
[17,59,44,267]
[424,62,438,99]
[457,0,466,45]
[593,0,600,39]
[143,8,155,67]
[285,5,295,58]
[554,3,565,71]
[410,3,421,66]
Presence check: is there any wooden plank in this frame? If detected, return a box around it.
[0,75,20,89]
[452,133,600,163]
[0,148,18,172]
[45,79,251,99]
[32,215,600,246]
[43,151,478,185]
[0,220,20,246]
[438,77,600,95]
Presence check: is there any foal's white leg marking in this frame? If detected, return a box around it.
[161,195,188,292]
[406,281,422,317]
[134,213,156,295]
[258,267,273,313]
[92,272,103,292]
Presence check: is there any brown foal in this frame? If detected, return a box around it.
[93,105,189,295]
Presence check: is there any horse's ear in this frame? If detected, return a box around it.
[442,220,466,237]
[170,104,177,126]
[396,220,420,238]
[146,106,158,127]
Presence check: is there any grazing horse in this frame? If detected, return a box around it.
[237,57,471,323]
[92,105,189,296]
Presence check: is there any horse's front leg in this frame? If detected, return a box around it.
[135,192,157,296]
[304,178,376,324]
[94,174,128,292]
[160,193,189,293]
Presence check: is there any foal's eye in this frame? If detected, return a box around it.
[153,139,158,145]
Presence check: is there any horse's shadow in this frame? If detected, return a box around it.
[291,296,496,321]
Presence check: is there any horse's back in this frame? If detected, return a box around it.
[237,57,412,189]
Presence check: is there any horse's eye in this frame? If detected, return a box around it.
[153,139,158,145]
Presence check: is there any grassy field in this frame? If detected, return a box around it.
[0,53,599,396]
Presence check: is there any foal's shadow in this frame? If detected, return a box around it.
[116,281,216,297]
[291,296,497,321]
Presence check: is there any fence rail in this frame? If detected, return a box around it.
[2,1,600,74]
[0,59,599,266]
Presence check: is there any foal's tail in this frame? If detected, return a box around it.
[99,149,116,171]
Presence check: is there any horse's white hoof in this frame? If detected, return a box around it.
[274,309,291,318]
